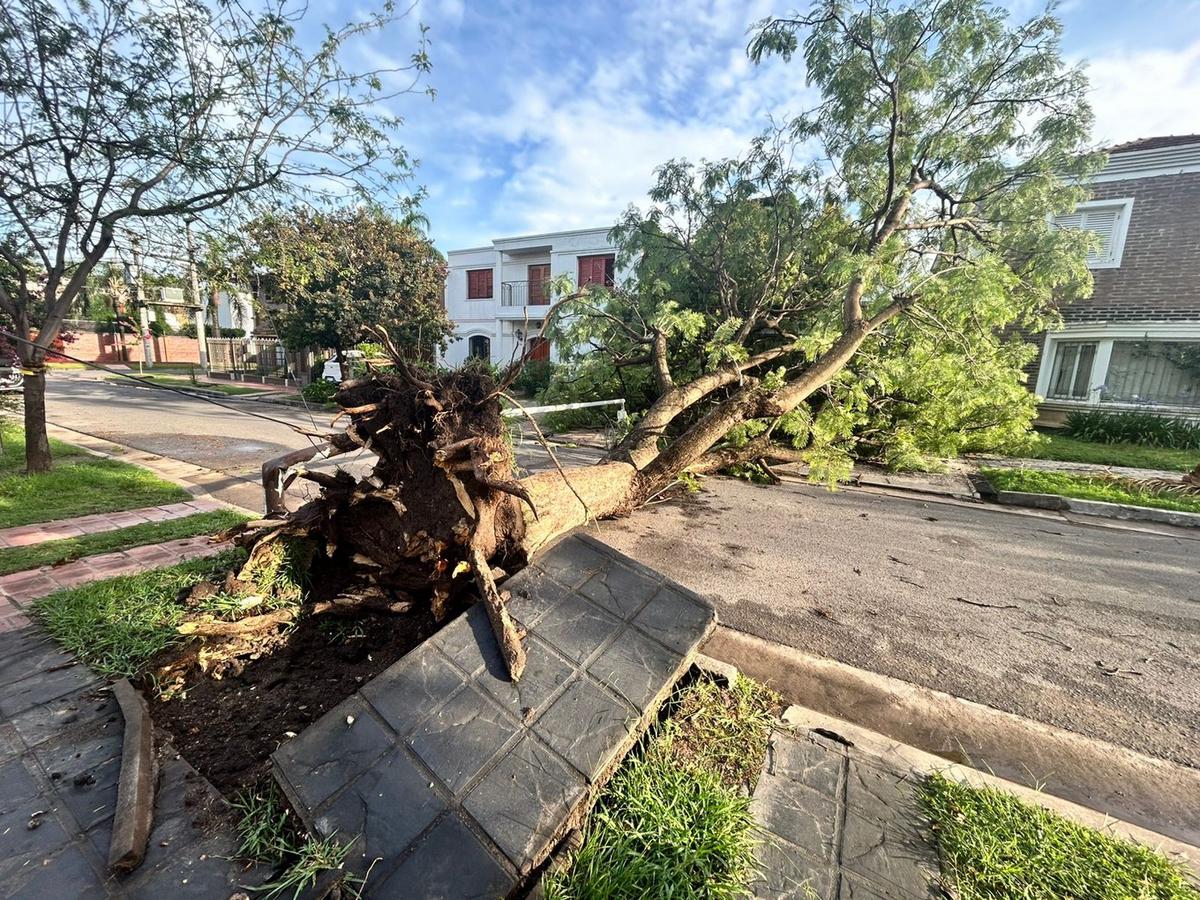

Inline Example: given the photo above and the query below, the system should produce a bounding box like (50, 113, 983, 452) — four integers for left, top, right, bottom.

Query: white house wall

(441, 227, 633, 368)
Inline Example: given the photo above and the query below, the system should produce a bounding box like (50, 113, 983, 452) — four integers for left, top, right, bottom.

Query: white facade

(441, 226, 631, 367)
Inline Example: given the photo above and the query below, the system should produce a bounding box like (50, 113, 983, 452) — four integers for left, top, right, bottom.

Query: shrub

(219, 327, 246, 338)
(512, 359, 554, 396)
(176, 322, 197, 338)
(301, 379, 338, 404)
(1063, 409, 1200, 450)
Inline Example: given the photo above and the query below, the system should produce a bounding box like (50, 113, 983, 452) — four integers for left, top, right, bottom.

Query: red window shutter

(578, 254, 615, 287)
(467, 269, 493, 299)
(528, 264, 550, 305)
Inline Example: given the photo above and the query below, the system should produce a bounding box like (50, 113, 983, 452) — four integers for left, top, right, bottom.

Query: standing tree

(244, 207, 453, 368)
(222, 0, 1104, 681)
(0, 0, 431, 470)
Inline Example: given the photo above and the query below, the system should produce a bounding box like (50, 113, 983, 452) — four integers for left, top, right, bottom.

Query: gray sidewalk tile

(463, 734, 586, 873)
(767, 732, 844, 798)
(372, 813, 515, 900)
(751, 770, 840, 863)
(361, 648, 467, 738)
(751, 834, 836, 899)
(409, 685, 520, 794)
(587, 625, 686, 713)
(532, 675, 636, 782)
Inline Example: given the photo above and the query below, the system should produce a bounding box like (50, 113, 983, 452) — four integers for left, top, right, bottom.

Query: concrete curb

(974, 474, 1200, 528)
(780, 704, 1200, 878)
(702, 625, 1200, 847)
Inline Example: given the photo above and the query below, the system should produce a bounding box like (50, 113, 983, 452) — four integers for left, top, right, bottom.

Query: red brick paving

(0, 534, 229, 607)
(0, 498, 221, 549)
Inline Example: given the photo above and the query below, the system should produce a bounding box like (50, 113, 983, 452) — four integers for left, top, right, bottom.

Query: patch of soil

(137, 605, 461, 796)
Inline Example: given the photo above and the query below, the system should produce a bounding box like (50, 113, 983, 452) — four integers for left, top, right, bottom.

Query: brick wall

(1062, 172, 1200, 324)
(64, 332, 201, 365)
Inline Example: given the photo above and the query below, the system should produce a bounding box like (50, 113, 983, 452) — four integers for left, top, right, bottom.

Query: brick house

(1032, 135, 1200, 422)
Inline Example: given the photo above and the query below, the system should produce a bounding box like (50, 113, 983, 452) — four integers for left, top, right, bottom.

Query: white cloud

(1084, 40, 1200, 146)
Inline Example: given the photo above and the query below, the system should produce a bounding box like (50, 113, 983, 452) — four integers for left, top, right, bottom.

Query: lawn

(922, 773, 1199, 899)
(32, 549, 246, 677)
(1023, 433, 1198, 473)
(0, 508, 247, 575)
(0, 425, 190, 528)
(547, 676, 778, 899)
(981, 467, 1200, 514)
(106, 373, 265, 396)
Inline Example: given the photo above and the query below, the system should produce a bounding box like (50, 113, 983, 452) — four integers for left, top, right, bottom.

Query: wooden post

(108, 679, 155, 874)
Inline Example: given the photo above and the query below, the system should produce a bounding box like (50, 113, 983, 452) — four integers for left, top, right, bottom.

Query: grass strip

(548, 676, 778, 900)
(33, 549, 246, 678)
(981, 467, 1200, 514)
(104, 374, 266, 396)
(0, 425, 190, 528)
(921, 773, 1199, 900)
(1023, 434, 1198, 473)
(0, 509, 247, 575)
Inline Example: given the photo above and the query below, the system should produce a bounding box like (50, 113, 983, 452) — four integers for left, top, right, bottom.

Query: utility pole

(184, 218, 209, 374)
(130, 237, 154, 370)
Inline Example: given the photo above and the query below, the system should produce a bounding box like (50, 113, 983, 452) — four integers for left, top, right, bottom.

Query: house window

(578, 254, 615, 287)
(1052, 199, 1133, 269)
(468, 335, 491, 360)
(1047, 341, 1098, 400)
(1103, 341, 1200, 408)
(528, 263, 551, 306)
(466, 269, 493, 300)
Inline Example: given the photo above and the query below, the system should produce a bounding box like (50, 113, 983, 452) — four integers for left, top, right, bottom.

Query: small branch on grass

(177, 608, 297, 638)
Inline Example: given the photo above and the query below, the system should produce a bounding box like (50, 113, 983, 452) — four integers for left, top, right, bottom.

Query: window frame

(1052, 198, 1134, 269)
(578, 253, 616, 288)
(466, 268, 494, 300)
(1037, 324, 1200, 412)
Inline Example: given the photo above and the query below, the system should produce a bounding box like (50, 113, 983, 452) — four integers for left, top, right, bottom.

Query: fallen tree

(210, 0, 1103, 680)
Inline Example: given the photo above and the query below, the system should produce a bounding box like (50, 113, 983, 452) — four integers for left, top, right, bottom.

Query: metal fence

(205, 337, 312, 385)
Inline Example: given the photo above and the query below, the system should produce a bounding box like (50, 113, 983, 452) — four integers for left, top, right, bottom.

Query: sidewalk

(972, 454, 1184, 482)
(751, 707, 1199, 898)
(0, 500, 222, 549)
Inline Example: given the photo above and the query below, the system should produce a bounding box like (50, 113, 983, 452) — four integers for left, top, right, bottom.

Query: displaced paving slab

(273, 533, 717, 898)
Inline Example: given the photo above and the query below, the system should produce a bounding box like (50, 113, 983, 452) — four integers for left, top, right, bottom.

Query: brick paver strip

(748, 730, 942, 899)
(0, 499, 221, 550)
(0, 536, 228, 608)
(0, 623, 269, 897)
(274, 533, 717, 897)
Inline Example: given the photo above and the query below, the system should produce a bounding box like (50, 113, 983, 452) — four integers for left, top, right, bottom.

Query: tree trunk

(21, 359, 51, 473)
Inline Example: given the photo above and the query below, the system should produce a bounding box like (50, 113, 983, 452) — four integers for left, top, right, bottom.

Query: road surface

(46, 374, 1200, 768)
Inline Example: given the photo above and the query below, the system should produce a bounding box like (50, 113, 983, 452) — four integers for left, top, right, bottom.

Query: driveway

(597, 477, 1200, 769)
(46, 373, 1200, 768)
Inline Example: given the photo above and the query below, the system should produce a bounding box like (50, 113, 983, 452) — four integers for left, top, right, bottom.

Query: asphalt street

(46, 373, 1200, 768)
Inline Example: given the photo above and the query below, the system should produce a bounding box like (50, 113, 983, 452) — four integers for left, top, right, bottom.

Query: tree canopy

(0, 0, 430, 469)
(246, 207, 452, 361)
(542, 0, 1100, 480)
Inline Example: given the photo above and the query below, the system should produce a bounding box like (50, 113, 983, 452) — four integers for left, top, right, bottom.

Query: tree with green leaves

(0, 0, 431, 471)
(245, 207, 452, 366)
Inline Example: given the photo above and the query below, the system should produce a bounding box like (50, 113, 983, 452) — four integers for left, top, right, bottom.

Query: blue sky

(333, 0, 1200, 251)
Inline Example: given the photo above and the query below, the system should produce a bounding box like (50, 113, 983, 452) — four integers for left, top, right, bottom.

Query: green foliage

(512, 359, 555, 397)
(1022, 433, 1197, 473)
(1062, 409, 1200, 451)
(302, 379, 339, 404)
(246, 206, 452, 359)
(921, 773, 1200, 900)
(33, 550, 247, 678)
(232, 785, 301, 864)
(981, 467, 1200, 514)
(547, 677, 774, 900)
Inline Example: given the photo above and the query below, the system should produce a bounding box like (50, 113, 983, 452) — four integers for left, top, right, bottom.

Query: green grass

(32, 549, 246, 678)
(105, 373, 265, 396)
(0, 425, 190, 528)
(547, 676, 778, 900)
(921, 773, 1200, 900)
(981, 467, 1200, 514)
(232, 785, 302, 864)
(0, 509, 247, 575)
(1023, 433, 1198, 473)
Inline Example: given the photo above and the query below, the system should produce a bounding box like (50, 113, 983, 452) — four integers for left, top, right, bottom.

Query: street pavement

(45, 373, 1200, 769)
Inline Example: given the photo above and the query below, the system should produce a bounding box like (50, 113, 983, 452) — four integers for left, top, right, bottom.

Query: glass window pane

(1048, 341, 1096, 400)
(1102, 341, 1200, 408)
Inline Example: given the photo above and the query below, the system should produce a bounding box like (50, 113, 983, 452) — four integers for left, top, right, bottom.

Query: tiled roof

(1107, 135, 1200, 154)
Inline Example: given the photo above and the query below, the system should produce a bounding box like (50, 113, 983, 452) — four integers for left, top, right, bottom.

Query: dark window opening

(468, 335, 491, 360)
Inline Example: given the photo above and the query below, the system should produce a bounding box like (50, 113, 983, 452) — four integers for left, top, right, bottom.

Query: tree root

(470, 546, 526, 682)
(177, 608, 297, 638)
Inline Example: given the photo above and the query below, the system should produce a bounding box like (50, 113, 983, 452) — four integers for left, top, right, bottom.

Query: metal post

(184, 219, 209, 375)
(130, 239, 154, 369)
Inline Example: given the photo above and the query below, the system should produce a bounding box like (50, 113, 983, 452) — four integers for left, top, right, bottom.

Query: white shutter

(1081, 207, 1120, 264)
(1053, 212, 1084, 231)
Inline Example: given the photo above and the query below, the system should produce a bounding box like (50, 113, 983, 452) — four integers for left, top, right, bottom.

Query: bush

(176, 322, 197, 338)
(512, 359, 555, 397)
(301, 379, 338, 404)
(219, 327, 245, 338)
(1063, 409, 1200, 450)
(148, 319, 173, 337)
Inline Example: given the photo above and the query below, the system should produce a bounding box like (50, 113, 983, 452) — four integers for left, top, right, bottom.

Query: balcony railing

(501, 280, 552, 307)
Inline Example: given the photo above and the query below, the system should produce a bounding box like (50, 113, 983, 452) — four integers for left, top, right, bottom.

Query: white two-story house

(441, 226, 630, 368)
